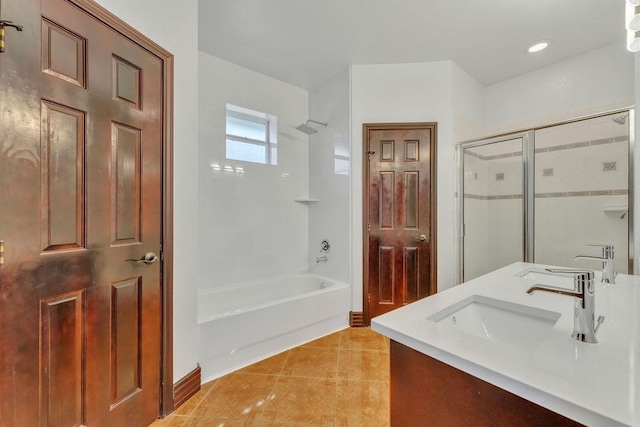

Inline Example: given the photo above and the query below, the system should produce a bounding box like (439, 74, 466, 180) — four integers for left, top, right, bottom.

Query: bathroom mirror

(459, 109, 634, 282)
(534, 111, 631, 274)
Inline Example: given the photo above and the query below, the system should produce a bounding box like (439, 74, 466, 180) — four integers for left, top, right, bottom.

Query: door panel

(40, 291, 84, 427)
(0, 0, 164, 425)
(365, 124, 437, 320)
(40, 100, 86, 251)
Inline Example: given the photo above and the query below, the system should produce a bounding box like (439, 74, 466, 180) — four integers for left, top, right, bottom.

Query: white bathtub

(197, 274, 350, 382)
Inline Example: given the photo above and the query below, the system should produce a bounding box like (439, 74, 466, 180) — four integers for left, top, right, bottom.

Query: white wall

(198, 52, 310, 291)
(350, 61, 458, 312)
(484, 43, 634, 136)
(452, 63, 486, 282)
(308, 70, 351, 284)
(93, 0, 200, 382)
(452, 63, 485, 143)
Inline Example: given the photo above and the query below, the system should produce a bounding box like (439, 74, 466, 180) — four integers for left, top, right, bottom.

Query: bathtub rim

(197, 273, 351, 324)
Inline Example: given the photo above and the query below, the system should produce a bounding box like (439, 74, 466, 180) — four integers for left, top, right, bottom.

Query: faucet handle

(588, 244, 614, 258)
(545, 268, 594, 280)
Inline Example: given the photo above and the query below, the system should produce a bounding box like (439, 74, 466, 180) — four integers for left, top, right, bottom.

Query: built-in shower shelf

(603, 204, 628, 213)
(294, 198, 320, 204)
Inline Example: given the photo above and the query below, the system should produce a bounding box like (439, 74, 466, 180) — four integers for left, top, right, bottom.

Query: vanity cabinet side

(389, 340, 583, 426)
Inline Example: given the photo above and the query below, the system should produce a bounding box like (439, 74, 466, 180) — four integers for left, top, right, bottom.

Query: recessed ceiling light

(527, 41, 550, 53)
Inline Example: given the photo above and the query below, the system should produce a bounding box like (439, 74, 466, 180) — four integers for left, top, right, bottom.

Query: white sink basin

(515, 268, 575, 288)
(428, 295, 561, 351)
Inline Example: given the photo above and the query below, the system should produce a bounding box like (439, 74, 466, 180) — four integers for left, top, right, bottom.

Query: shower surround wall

(534, 117, 629, 272)
(308, 70, 351, 284)
(463, 144, 524, 280)
(198, 52, 310, 291)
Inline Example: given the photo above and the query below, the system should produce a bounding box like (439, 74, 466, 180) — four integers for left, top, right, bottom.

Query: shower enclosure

(458, 109, 634, 282)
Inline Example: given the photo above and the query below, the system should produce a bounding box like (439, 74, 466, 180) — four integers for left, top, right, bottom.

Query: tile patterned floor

(150, 328, 390, 426)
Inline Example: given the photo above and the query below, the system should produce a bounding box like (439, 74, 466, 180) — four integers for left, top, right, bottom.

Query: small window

(226, 104, 277, 165)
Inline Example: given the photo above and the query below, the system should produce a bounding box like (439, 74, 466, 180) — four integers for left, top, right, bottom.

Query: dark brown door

(364, 123, 437, 322)
(0, 0, 164, 425)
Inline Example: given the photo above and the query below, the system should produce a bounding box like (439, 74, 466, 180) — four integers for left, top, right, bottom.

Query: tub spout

(316, 256, 328, 263)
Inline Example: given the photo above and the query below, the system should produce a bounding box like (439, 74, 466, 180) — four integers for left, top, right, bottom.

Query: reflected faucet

(316, 256, 328, 263)
(575, 244, 616, 284)
(526, 269, 604, 344)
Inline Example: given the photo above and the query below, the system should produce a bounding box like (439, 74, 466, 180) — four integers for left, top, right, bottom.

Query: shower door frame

(457, 107, 636, 283)
(457, 131, 535, 283)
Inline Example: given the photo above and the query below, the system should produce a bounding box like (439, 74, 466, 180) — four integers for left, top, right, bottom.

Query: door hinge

(0, 240, 4, 266)
(367, 151, 375, 159)
(368, 293, 371, 303)
(368, 223, 371, 232)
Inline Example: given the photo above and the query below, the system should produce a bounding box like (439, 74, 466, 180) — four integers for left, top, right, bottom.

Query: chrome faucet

(316, 255, 328, 263)
(575, 244, 616, 284)
(526, 269, 604, 344)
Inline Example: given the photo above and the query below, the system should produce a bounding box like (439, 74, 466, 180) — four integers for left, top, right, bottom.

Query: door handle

(126, 252, 158, 265)
(415, 234, 427, 242)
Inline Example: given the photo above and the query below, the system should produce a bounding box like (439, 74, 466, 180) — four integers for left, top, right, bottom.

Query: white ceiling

(198, 0, 627, 91)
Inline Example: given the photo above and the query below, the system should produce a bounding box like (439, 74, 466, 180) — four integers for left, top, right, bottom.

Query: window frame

(225, 106, 277, 165)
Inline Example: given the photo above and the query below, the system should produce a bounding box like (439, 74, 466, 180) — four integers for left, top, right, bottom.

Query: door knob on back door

(126, 252, 158, 265)
(415, 234, 427, 242)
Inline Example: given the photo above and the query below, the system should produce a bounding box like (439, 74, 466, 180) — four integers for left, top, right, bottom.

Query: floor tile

(149, 415, 189, 426)
(301, 331, 341, 349)
(340, 328, 388, 352)
(172, 380, 218, 416)
(181, 417, 253, 426)
(235, 350, 290, 376)
(337, 349, 389, 382)
(193, 373, 279, 421)
(259, 376, 337, 425)
(281, 346, 339, 379)
(160, 327, 390, 427)
(335, 380, 390, 427)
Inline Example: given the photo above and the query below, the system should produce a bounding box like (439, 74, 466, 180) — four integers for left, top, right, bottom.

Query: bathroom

(85, 0, 640, 424)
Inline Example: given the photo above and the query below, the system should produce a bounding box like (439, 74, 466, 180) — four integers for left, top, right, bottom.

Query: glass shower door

(534, 112, 630, 273)
(460, 134, 531, 281)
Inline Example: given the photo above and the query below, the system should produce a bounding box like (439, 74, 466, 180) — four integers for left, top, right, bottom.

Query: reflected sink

(428, 295, 561, 351)
(515, 268, 574, 288)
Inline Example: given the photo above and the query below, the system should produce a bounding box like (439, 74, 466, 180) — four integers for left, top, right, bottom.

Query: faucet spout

(526, 284, 580, 299)
(526, 269, 602, 343)
(575, 244, 616, 284)
(316, 255, 328, 263)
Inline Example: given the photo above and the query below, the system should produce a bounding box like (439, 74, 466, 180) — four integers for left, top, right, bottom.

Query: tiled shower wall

(198, 52, 311, 291)
(463, 145, 523, 280)
(534, 116, 629, 273)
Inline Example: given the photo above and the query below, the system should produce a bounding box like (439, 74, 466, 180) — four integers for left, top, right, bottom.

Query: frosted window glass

(226, 113, 267, 142)
(226, 139, 267, 164)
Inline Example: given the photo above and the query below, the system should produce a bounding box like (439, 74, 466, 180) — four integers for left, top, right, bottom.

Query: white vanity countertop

(371, 262, 640, 427)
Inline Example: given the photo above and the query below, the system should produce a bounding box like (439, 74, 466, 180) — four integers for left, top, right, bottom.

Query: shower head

(295, 119, 327, 135)
(612, 113, 628, 125)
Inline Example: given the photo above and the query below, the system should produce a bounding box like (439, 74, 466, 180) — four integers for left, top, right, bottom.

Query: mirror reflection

(460, 109, 632, 281)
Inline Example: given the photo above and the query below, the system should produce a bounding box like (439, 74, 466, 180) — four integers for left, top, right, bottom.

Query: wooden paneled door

(0, 0, 173, 425)
(364, 123, 437, 323)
